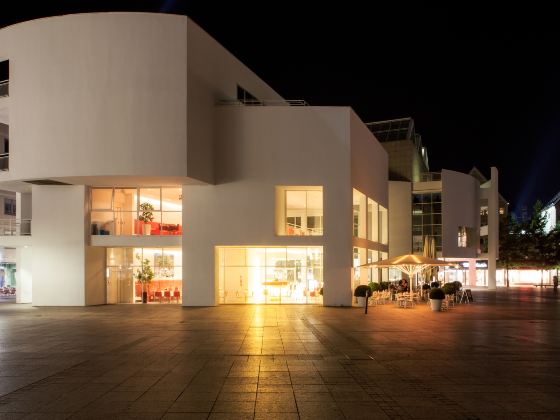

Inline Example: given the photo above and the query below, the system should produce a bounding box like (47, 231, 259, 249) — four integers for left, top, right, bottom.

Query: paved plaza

(1, 288, 560, 419)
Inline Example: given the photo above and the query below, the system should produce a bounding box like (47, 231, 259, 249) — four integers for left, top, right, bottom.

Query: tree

(135, 254, 154, 303)
(498, 213, 524, 287)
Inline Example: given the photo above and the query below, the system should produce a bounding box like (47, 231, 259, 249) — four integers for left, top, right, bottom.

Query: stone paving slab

(0, 288, 559, 419)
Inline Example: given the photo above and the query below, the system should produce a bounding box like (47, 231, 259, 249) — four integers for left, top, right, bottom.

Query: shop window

(91, 187, 182, 236)
(217, 246, 323, 304)
(276, 187, 323, 236)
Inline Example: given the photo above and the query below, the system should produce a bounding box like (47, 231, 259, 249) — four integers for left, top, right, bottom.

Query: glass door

(107, 267, 134, 304)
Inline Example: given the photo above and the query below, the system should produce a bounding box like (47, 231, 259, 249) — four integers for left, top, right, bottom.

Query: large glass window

(412, 192, 442, 252)
(217, 246, 323, 304)
(367, 198, 379, 242)
(353, 247, 367, 292)
(276, 187, 323, 236)
(91, 187, 182, 236)
(353, 189, 367, 238)
(106, 247, 182, 304)
(379, 205, 388, 245)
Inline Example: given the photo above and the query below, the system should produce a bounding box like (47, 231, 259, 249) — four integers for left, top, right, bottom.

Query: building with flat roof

(0, 12, 388, 306)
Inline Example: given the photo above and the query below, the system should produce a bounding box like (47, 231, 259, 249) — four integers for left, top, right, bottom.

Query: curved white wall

(0, 13, 191, 183)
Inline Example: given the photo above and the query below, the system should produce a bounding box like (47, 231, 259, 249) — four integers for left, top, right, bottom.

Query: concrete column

(487, 167, 499, 290)
(467, 258, 477, 287)
(16, 192, 32, 235)
(16, 246, 32, 303)
(31, 185, 104, 306)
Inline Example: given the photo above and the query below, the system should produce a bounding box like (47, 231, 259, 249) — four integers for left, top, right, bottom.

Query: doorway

(106, 267, 134, 304)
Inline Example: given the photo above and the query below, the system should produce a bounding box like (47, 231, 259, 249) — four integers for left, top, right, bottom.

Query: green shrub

(369, 282, 381, 292)
(381, 281, 390, 291)
(354, 285, 372, 297)
(422, 283, 431, 290)
(453, 281, 462, 291)
(430, 281, 440, 288)
(429, 287, 445, 300)
(442, 283, 456, 295)
(319, 287, 323, 296)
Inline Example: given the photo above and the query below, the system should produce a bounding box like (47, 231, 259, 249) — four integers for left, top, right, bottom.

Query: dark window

(0, 60, 8, 81)
(4, 198, 15, 216)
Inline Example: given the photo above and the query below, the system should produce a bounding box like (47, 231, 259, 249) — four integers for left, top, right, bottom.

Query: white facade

(0, 13, 388, 306)
(388, 168, 500, 288)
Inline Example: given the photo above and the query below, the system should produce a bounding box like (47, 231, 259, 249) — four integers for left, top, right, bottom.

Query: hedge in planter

(354, 285, 372, 297)
(442, 283, 456, 295)
(429, 287, 445, 300)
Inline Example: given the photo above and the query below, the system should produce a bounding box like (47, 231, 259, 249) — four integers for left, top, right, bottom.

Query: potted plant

(442, 282, 456, 296)
(429, 287, 445, 311)
(421, 283, 431, 299)
(354, 284, 372, 307)
(139, 202, 155, 235)
(135, 255, 154, 303)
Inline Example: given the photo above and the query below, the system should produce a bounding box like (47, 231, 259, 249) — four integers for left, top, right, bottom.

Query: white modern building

(367, 118, 502, 289)
(0, 12, 389, 306)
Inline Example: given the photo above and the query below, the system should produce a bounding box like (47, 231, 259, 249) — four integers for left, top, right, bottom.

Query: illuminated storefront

(217, 247, 323, 304)
(107, 247, 182, 304)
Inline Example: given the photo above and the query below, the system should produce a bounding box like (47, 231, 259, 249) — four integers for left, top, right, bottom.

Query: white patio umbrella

(360, 254, 452, 301)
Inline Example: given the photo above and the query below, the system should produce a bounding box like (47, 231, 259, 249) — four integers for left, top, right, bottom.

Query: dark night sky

(2, 1, 560, 215)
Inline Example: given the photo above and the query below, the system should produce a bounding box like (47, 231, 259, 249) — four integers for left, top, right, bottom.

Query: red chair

(173, 290, 181, 303)
(163, 290, 171, 303)
(154, 291, 162, 303)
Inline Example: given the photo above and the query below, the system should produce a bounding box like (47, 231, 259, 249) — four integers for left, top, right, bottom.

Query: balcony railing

(217, 99, 308, 106)
(0, 219, 32, 236)
(0, 80, 8, 97)
(420, 172, 442, 182)
(0, 153, 8, 171)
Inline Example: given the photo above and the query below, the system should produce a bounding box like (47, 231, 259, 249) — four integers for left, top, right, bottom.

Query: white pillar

(31, 185, 105, 306)
(16, 192, 32, 235)
(467, 258, 477, 287)
(487, 167, 499, 290)
(16, 246, 32, 303)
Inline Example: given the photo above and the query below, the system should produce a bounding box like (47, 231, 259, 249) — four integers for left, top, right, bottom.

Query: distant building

(367, 118, 501, 289)
(543, 191, 560, 232)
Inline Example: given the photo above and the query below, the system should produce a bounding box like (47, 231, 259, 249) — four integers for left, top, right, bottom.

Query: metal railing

(217, 98, 308, 107)
(420, 172, 441, 182)
(0, 219, 32, 236)
(0, 153, 8, 171)
(0, 80, 8, 97)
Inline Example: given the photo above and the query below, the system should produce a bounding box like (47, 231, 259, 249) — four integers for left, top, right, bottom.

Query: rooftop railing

(0, 219, 32, 236)
(0, 80, 8, 97)
(0, 153, 8, 171)
(420, 172, 442, 182)
(217, 98, 308, 106)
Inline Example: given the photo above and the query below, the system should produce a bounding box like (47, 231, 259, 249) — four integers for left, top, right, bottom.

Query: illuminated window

(216, 246, 323, 304)
(91, 187, 182, 236)
(106, 247, 182, 304)
(412, 192, 442, 252)
(458, 226, 467, 247)
(353, 189, 366, 238)
(276, 187, 323, 236)
(379, 205, 388, 245)
(367, 198, 379, 242)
